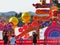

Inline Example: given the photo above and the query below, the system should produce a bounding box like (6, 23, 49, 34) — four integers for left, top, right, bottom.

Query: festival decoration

(9, 17, 18, 26)
(0, 17, 5, 24)
(7, 22, 13, 30)
(18, 27, 23, 32)
(23, 25, 28, 30)
(3, 23, 13, 31)
(42, 21, 51, 28)
(31, 21, 38, 26)
(24, 34, 29, 38)
(21, 12, 31, 25)
(31, 21, 39, 30)
(49, 11, 53, 18)
(40, 0, 42, 5)
(51, 6, 58, 11)
(1, 0, 60, 40)
(33, 3, 41, 8)
(0, 23, 4, 30)
(33, 16, 39, 21)
(52, 21, 57, 26)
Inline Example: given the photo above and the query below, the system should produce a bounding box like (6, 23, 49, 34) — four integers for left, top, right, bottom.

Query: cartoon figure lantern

(21, 12, 31, 25)
(9, 17, 18, 29)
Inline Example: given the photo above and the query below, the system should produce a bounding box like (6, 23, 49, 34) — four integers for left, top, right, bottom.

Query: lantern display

(9, 17, 18, 26)
(21, 12, 31, 25)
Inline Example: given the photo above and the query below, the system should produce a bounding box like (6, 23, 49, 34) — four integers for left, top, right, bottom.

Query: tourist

(32, 32, 37, 45)
(3, 32, 8, 45)
(10, 35, 16, 45)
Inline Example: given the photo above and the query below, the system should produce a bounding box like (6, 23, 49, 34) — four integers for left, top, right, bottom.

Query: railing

(0, 39, 60, 45)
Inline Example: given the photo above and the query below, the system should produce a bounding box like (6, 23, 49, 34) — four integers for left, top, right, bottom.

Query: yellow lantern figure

(22, 12, 31, 25)
(9, 17, 18, 26)
(40, 0, 43, 5)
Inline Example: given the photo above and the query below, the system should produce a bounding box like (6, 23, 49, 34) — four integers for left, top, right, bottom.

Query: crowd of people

(3, 32, 16, 45)
(3, 32, 38, 45)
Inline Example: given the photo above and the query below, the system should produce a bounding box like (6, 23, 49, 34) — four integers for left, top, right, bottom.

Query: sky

(0, 0, 40, 13)
(0, 0, 60, 13)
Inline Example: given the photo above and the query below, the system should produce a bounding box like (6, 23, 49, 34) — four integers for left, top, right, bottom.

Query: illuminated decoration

(40, 0, 43, 5)
(3, 23, 13, 31)
(18, 27, 23, 32)
(36, 10, 50, 14)
(42, 21, 51, 28)
(9, 17, 18, 26)
(16, 0, 60, 39)
(49, 30, 60, 38)
(22, 12, 31, 25)
(45, 25, 60, 38)
(31, 21, 38, 26)
(33, 3, 41, 8)
(51, 6, 58, 11)
(35, 10, 50, 21)
(31, 21, 39, 30)
(33, 16, 39, 21)
(0, 23, 4, 30)
(23, 25, 28, 30)
(49, 11, 53, 18)
(0, 22, 13, 31)
(16, 24, 34, 38)
(42, 0, 46, 5)
(19, 12, 31, 38)
(24, 34, 29, 38)
(52, 21, 57, 26)
(53, 11, 57, 17)
(33, 0, 50, 8)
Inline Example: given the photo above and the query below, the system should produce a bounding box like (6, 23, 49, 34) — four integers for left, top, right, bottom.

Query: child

(10, 36, 16, 45)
